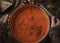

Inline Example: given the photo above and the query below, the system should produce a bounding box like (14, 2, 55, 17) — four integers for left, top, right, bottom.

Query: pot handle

(50, 16, 60, 28)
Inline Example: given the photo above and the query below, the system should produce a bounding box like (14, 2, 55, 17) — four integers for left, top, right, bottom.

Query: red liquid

(10, 5, 50, 43)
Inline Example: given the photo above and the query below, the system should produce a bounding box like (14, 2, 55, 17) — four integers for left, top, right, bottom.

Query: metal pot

(9, 0, 60, 43)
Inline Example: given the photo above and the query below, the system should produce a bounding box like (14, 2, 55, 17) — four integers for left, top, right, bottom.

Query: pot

(9, 1, 60, 43)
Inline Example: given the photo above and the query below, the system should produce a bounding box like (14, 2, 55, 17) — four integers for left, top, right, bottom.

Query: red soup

(10, 5, 50, 43)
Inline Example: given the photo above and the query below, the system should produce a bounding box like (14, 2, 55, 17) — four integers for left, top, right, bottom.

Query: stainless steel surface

(1, 0, 13, 12)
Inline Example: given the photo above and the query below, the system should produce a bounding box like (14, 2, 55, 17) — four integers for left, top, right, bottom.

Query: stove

(0, 0, 60, 43)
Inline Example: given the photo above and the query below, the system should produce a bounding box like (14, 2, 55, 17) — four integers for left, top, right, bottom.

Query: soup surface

(10, 5, 50, 43)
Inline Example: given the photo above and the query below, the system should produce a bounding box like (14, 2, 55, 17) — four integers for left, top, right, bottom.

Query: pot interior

(10, 5, 50, 43)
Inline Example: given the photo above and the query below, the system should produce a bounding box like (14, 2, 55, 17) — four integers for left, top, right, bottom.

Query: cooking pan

(9, 1, 60, 43)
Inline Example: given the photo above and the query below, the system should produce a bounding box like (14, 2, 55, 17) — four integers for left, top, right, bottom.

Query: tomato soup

(10, 5, 50, 43)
